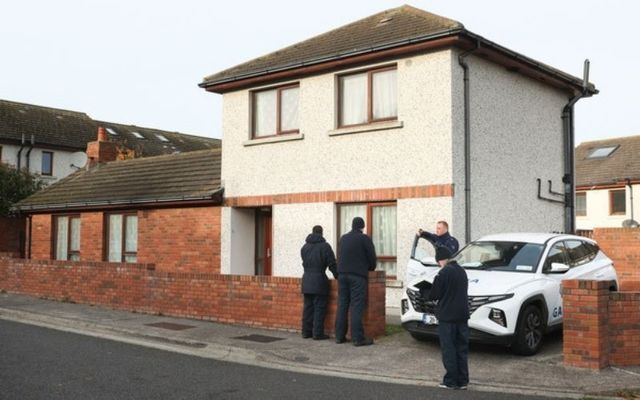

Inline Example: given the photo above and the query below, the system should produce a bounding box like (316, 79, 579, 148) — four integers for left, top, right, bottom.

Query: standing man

(335, 217, 377, 346)
(428, 247, 470, 390)
(301, 225, 337, 340)
(418, 220, 459, 255)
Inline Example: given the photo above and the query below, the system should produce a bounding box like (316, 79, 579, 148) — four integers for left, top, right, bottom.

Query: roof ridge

(0, 98, 91, 119)
(98, 147, 221, 167)
(93, 120, 219, 141)
(578, 134, 640, 146)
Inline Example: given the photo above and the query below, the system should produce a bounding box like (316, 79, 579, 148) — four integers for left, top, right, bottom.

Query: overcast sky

(1, 0, 638, 144)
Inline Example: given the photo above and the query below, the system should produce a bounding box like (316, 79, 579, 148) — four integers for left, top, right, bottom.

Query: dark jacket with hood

(301, 233, 337, 295)
(337, 218, 377, 279)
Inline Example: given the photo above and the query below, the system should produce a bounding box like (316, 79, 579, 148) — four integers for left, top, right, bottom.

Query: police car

(401, 233, 618, 355)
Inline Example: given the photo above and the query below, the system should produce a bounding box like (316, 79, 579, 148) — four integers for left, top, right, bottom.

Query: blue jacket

(419, 231, 459, 255)
(427, 261, 469, 322)
(337, 229, 377, 279)
(301, 233, 337, 295)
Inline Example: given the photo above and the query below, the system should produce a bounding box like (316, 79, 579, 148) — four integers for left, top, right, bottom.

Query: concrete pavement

(0, 293, 638, 399)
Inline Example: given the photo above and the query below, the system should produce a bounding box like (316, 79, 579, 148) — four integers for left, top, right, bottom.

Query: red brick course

(593, 228, 640, 290)
(224, 184, 454, 207)
(0, 256, 386, 337)
(29, 206, 221, 274)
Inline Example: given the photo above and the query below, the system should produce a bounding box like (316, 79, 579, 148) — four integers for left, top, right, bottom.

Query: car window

(543, 242, 569, 273)
(565, 240, 597, 267)
(412, 237, 435, 261)
(454, 241, 543, 272)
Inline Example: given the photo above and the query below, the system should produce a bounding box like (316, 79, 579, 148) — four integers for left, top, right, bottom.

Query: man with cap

(335, 217, 377, 346)
(418, 220, 459, 256)
(301, 225, 338, 340)
(428, 246, 470, 390)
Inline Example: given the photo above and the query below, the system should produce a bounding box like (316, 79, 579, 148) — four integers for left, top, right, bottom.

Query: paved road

(0, 320, 556, 400)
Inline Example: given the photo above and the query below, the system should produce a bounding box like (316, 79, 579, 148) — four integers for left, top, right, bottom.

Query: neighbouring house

(0, 99, 220, 184)
(14, 131, 223, 272)
(576, 135, 640, 231)
(0, 99, 220, 256)
(198, 5, 596, 308)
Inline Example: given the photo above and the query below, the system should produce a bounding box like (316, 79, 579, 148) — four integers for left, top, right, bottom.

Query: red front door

(256, 209, 272, 276)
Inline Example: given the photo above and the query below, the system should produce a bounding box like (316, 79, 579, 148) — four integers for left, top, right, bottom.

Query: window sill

(243, 133, 304, 146)
(328, 120, 403, 137)
(386, 279, 403, 288)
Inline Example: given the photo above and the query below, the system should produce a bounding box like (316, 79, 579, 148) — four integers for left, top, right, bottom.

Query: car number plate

(422, 313, 438, 325)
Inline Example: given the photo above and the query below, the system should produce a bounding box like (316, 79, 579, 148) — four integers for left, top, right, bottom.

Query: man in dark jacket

(335, 217, 377, 346)
(301, 225, 337, 340)
(418, 220, 459, 255)
(428, 247, 469, 390)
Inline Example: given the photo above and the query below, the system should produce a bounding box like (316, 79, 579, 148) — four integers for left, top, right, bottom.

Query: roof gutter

(201, 28, 596, 96)
(15, 189, 224, 213)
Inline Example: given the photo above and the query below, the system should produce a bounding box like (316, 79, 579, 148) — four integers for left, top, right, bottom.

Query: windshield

(453, 241, 544, 273)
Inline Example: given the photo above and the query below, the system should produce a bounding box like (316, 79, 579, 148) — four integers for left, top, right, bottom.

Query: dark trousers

(302, 294, 328, 337)
(335, 274, 367, 342)
(437, 321, 469, 387)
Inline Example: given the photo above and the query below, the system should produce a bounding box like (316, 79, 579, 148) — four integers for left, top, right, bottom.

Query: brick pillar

(593, 228, 640, 290)
(80, 212, 104, 261)
(86, 127, 117, 168)
(562, 279, 611, 369)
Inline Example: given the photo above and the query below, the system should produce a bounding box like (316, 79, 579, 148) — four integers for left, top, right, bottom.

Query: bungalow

(15, 130, 223, 272)
(576, 135, 640, 231)
(199, 5, 596, 308)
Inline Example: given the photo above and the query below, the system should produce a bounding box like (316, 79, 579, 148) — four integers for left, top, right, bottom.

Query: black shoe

(438, 383, 458, 390)
(335, 337, 347, 344)
(302, 333, 312, 339)
(313, 334, 330, 340)
(353, 337, 373, 347)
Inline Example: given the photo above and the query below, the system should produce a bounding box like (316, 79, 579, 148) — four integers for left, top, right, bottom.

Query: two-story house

(576, 135, 640, 231)
(0, 99, 220, 184)
(199, 5, 596, 307)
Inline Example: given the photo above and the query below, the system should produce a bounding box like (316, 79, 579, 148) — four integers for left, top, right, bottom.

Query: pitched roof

(576, 135, 640, 187)
(201, 5, 462, 86)
(0, 99, 220, 155)
(16, 149, 222, 211)
(200, 5, 594, 95)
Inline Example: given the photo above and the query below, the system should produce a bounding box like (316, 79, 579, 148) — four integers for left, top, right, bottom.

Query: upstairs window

(338, 66, 397, 127)
(107, 213, 138, 263)
(576, 192, 587, 217)
(41, 151, 53, 176)
(252, 84, 299, 138)
(610, 189, 626, 215)
(54, 215, 81, 261)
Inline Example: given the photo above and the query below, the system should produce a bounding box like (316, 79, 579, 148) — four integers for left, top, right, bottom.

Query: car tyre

(512, 305, 544, 356)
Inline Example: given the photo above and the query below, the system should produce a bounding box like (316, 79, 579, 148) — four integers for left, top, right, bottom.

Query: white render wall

(272, 202, 336, 277)
(0, 144, 78, 184)
(451, 53, 567, 240)
(576, 185, 640, 229)
(221, 50, 456, 197)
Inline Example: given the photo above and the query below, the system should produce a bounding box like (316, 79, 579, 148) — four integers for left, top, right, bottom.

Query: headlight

(489, 308, 507, 327)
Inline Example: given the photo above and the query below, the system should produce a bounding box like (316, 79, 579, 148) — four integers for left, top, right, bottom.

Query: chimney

(86, 127, 117, 168)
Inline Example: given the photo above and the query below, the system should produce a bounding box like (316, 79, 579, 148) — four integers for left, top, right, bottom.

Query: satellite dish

(70, 152, 88, 169)
(622, 219, 640, 228)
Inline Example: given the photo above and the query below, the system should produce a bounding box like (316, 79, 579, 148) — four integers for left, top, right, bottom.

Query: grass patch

(385, 324, 404, 336)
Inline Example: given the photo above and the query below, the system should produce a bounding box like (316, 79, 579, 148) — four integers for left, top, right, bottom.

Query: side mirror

(420, 256, 438, 267)
(550, 262, 570, 273)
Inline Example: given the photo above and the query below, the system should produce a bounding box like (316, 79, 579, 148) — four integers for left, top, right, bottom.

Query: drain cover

(233, 334, 285, 343)
(145, 322, 195, 331)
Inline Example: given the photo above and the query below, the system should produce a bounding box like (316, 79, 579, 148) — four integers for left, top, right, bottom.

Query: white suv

(401, 233, 618, 355)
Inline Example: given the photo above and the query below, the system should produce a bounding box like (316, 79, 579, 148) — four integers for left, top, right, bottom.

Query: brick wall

(29, 206, 221, 274)
(593, 228, 640, 290)
(563, 279, 640, 369)
(0, 256, 386, 337)
(0, 216, 24, 255)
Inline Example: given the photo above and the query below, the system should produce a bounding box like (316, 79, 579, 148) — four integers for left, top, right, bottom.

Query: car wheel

(410, 332, 430, 342)
(513, 305, 544, 356)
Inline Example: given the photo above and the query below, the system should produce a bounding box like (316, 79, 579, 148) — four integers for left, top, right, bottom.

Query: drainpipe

(626, 178, 635, 223)
(16, 134, 25, 170)
(25, 135, 35, 172)
(458, 43, 479, 244)
(561, 60, 591, 234)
